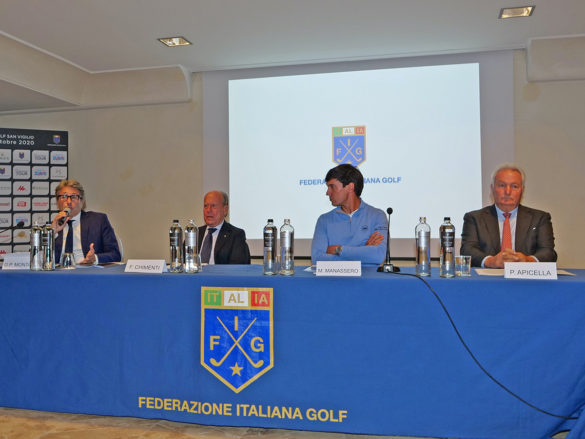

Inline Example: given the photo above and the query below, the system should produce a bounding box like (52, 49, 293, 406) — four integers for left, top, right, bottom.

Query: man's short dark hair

(325, 164, 364, 197)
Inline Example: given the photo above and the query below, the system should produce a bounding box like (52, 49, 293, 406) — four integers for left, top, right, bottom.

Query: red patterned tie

(502, 212, 512, 251)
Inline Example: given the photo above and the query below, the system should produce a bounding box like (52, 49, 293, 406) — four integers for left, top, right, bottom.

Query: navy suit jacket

(460, 204, 557, 267)
(55, 210, 121, 264)
(197, 222, 250, 264)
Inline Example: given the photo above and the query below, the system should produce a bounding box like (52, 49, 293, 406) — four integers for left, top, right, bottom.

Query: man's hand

(51, 211, 69, 233)
(365, 232, 384, 246)
(78, 243, 96, 265)
(326, 245, 339, 255)
(485, 249, 536, 268)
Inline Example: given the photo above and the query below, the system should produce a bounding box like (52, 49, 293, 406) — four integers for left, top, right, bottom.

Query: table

(1, 265, 585, 439)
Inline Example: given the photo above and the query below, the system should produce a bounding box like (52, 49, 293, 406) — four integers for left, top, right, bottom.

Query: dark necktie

(200, 227, 216, 263)
(502, 213, 512, 251)
(65, 220, 74, 253)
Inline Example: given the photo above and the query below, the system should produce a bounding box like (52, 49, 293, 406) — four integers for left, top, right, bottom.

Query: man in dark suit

(461, 164, 556, 268)
(197, 191, 250, 264)
(52, 179, 121, 265)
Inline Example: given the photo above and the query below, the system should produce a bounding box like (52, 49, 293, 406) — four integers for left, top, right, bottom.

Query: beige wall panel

(515, 51, 585, 268)
(0, 74, 203, 261)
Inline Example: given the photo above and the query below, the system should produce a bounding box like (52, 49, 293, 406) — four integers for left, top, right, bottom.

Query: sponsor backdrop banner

(0, 128, 68, 260)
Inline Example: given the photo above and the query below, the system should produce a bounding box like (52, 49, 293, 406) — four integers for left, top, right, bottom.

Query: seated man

(461, 164, 557, 268)
(311, 164, 387, 266)
(51, 179, 121, 265)
(197, 191, 250, 264)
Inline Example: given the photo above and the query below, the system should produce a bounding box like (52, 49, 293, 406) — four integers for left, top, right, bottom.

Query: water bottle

(415, 217, 431, 276)
(439, 217, 455, 278)
(42, 222, 55, 271)
(30, 222, 43, 271)
(183, 220, 201, 273)
(169, 219, 183, 273)
(263, 219, 278, 275)
(279, 219, 294, 275)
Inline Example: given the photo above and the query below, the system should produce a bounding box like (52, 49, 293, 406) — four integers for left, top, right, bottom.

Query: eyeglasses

(57, 194, 82, 201)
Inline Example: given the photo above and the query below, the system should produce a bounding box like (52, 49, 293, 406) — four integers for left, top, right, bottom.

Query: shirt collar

(207, 221, 223, 233)
(495, 205, 518, 220)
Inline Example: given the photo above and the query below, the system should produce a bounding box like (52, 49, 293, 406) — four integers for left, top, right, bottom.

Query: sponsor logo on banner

(13, 181, 31, 195)
(332, 125, 366, 167)
(32, 166, 49, 180)
(0, 213, 11, 227)
(0, 198, 11, 211)
(0, 245, 12, 259)
(0, 166, 11, 179)
(32, 212, 49, 225)
(32, 181, 50, 195)
(50, 151, 67, 164)
(53, 135, 61, 144)
(14, 214, 31, 228)
(32, 197, 50, 211)
(13, 150, 30, 163)
(0, 181, 11, 195)
(13, 166, 31, 180)
(0, 230, 10, 243)
(32, 150, 49, 164)
(13, 198, 30, 211)
(50, 166, 67, 180)
(201, 287, 274, 393)
(13, 228, 29, 243)
(0, 149, 11, 163)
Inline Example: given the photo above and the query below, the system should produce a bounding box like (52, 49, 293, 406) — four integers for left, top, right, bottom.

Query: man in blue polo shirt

(311, 164, 387, 266)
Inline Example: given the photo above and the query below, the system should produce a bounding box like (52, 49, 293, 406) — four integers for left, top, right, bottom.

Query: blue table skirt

(1, 265, 585, 439)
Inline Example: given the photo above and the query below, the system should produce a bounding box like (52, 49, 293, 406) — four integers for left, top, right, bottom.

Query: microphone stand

(0, 222, 25, 234)
(378, 207, 400, 273)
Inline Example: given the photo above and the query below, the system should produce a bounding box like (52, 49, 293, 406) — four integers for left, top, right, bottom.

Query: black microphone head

(64, 207, 71, 216)
(16, 220, 25, 228)
(387, 207, 393, 215)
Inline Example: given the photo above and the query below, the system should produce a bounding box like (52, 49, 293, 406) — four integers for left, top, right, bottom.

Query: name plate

(2, 252, 30, 270)
(316, 260, 362, 277)
(125, 259, 167, 274)
(504, 262, 557, 280)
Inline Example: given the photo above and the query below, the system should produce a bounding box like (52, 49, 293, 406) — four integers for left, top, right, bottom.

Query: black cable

(391, 271, 578, 420)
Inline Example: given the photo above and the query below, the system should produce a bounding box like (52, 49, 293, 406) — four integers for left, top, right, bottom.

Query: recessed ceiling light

(499, 6, 535, 19)
(158, 36, 192, 47)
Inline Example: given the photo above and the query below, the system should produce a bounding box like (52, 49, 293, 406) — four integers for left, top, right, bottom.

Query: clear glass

(62, 253, 76, 269)
(455, 255, 472, 277)
(263, 219, 278, 275)
(439, 217, 455, 278)
(279, 219, 294, 275)
(415, 217, 431, 276)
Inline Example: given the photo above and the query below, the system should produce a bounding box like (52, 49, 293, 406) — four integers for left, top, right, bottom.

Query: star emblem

(230, 362, 243, 376)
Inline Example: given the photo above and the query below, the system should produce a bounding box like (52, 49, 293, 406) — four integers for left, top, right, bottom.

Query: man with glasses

(51, 179, 121, 265)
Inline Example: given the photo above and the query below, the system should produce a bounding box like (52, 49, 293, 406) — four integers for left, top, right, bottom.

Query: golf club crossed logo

(201, 287, 273, 393)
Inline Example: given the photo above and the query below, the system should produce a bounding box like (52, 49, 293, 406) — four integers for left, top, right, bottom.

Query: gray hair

(491, 163, 526, 188)
(55, 179, 87, 210)
(205, 190, 229, 206)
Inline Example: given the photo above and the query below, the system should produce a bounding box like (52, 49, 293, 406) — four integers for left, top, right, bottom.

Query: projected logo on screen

(332, 125, 365, 167)
(201, 287, 274, 393)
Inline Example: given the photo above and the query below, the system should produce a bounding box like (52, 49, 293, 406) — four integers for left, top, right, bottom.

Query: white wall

(514, 51, 585, 268)
(0, 74, 203, 260)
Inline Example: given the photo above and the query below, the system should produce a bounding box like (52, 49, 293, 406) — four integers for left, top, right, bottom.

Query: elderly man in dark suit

(197, 191, 250, 265)
(461, 164, 557, 268)
(52, 179, 121, 265)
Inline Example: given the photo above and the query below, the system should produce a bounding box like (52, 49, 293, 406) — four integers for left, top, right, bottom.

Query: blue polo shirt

(311, 200, 388, 266)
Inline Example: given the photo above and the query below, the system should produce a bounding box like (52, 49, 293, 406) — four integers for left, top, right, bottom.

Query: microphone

(377, 207, 400, 273)
(0, 220, 25, 234)
(57, 208, 71, 226)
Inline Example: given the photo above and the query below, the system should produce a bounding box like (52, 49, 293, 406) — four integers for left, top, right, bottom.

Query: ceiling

(0, 0, 584, 112)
